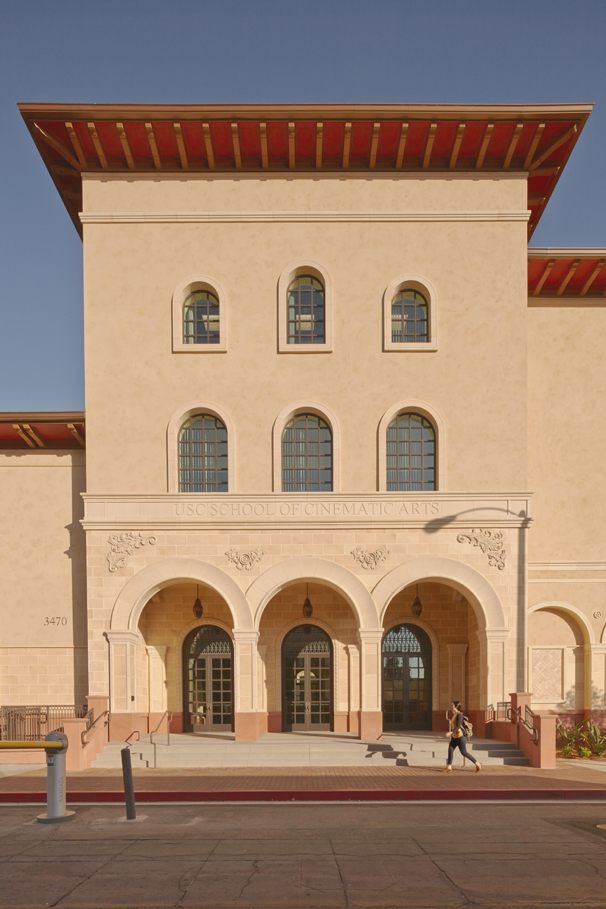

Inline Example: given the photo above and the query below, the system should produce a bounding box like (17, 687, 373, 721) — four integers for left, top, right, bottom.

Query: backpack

(462, 716, 473, 739)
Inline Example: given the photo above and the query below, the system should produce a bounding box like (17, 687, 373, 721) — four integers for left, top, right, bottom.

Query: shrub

(561, 743, 575, 757)
(577, 745, 592, 759)
(584, 723, 606, 757)
(556, 718, 588, 747)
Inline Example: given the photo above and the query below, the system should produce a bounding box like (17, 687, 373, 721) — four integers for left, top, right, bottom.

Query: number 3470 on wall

(44, 617, 67, 626)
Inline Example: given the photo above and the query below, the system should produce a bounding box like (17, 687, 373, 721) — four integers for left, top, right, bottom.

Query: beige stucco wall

(81, 173, 528, 496)
(0, 451, 87, 705)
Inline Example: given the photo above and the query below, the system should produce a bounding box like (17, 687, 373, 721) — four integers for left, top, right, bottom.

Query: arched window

(179, 414, 228, 493)
(183, 289, 220, 345)
(391, 289, 428, 344)
(287, 276, 325, 344)
(386, 412, 435, 491)
(282, 414, 332, 492)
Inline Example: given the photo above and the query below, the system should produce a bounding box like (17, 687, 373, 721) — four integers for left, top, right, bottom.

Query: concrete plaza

(1, 801, 606, 908)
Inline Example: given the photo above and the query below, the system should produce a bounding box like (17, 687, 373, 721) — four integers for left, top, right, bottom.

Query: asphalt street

(1, 802, 606, 908)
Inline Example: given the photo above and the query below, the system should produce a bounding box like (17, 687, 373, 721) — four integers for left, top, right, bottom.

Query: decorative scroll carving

(351, 545, 390, 571)
(594, 611, 603, 620)
(457, 529, 506, 570)
(225, 547, 265, 571)
(107, 532, 157, 572)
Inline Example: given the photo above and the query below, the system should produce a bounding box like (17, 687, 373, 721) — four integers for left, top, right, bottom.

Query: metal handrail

(81, 710, 110, 746)
(124, 730, 140, 747)
(508, 705, 539, 745)
(150, 711, 172, 747)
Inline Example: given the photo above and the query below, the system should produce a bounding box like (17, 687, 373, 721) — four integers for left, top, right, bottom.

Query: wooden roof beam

(67, 423, 85, 448)
(580, 259, 605, 296)
(476, 122, 494, 169)
(12, 424, 36, 448)
(449, 122, 466, 169)
(231, 123, 242, 170)
(174, 123, 189, 170)
(395, 122, 408, 169)
(422, 122, 438, 169)
(523, 123, 545, 170)
(51, 165, 80, 177)
(87, 123, 108, 169)
(530, 124, 578, 171)
(288, 122, 295, 169)
(342, 122, 351, 169)
(202, 123, 215, 170)
(260, 122, 268, 169)
(22, 424, 45, 447)
(145, 122, 162, 169)
(369, 122, 380, 169)
(33, 123, 80, 170)
(532, 166, 560, 176)
(556, 259, 581, 296)
(65, 122, 88, 169)
(503, 122, 523, 169)
(528, 195, 546, 206)
(532, 258, 555, 296)
(116, 122, 135, 170)
(316, 122, 323, 169)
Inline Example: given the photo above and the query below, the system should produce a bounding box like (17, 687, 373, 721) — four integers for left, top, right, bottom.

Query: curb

(1, 788, 606, 803)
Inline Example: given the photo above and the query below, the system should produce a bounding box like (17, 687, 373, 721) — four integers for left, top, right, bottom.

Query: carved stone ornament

(225, 547, 265, 571)
(594, 611, 603, 620)
(107, 532, 157, 572)
(351, 545, 390, 570)
(457, 529, 506, 570)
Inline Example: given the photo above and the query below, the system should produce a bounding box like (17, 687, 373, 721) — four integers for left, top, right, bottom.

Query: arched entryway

(382, 624, 432, 730)
(281, 624, 333, 732)
(182, 625, 234, 732)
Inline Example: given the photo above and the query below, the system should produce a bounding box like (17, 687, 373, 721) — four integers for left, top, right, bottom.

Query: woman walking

(443, 701, 481, 772)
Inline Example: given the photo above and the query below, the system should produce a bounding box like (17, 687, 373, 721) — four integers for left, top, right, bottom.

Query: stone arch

(247, 558, 380, 631)
(528, 601, 595, 645)
(372, 557, 507, 633)
(110, 558, 253, 633)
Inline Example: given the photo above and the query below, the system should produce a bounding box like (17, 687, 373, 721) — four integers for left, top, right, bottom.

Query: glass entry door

(382, 624, 432, 730)
(182, 625, 233, 732)
(282, 625, 332, 731)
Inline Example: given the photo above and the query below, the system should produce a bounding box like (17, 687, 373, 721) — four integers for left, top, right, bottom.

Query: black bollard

(120, 747, 137, 820)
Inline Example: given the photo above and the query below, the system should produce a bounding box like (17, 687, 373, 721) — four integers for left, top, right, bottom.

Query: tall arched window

(179, 414, 228, 492)
(282, 414, 332, 492)
(391, 289, 428, 343)
(386, 412, 435, 491)
(287, 276, 325, 344)
(183, 289, 220, 345)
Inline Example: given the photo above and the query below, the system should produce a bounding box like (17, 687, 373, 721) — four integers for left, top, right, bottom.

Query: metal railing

(150, 711, 172, 769)
(508, 704, 539, 745)
(81, 710, 110, 746)
(0, 705, 90, 742)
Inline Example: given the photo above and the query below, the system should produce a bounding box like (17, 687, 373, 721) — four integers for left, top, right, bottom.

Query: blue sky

(1, 0, 605, 410)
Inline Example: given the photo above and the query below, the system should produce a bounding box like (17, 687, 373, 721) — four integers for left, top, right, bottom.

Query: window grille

(184, 289, 220, 344)
(282, 413, 332, 492)
(282, 624, 331, 655)
(187, 625, 232, 657)
(383, 624, 426, 653)
(386, 412, 435, 491)
(287, 276, 325, 344)
(179, 414, 228, 493)
(391, 289, 428, 343)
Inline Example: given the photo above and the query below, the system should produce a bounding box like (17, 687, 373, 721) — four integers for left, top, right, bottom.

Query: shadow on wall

(557, 685, 605, 710)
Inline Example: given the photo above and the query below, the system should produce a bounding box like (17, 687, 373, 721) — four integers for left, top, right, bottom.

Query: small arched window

(391, 289, 428, 344)
(183, 289, 220, 345)
(287, 276, 325, 344)
(179, 414, 228, 493)
(386, 412, 435, 491)
(282, 414, 332, 492)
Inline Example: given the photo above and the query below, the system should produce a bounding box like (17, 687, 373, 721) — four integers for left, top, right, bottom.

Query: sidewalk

(1, 762, 605, 802)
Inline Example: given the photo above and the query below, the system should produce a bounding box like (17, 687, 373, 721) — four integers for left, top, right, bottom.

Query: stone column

(590, 644, 606, 710)
(477, 628, 510, 709)
(233, 629, 260, 740)
(257, 644, 268, 734)
(146, 645, 167, 713)
(105, 630, 139, 713)
(345, 643, 360, 735)
(358, 630, 383, 740)
(447, 643, 468, 707)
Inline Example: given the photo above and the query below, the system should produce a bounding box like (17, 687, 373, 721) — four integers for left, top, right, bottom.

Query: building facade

(1, 103, 605, 741)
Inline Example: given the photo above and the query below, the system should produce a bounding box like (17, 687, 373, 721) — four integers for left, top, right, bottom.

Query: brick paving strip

(0, 764, 605, 801)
